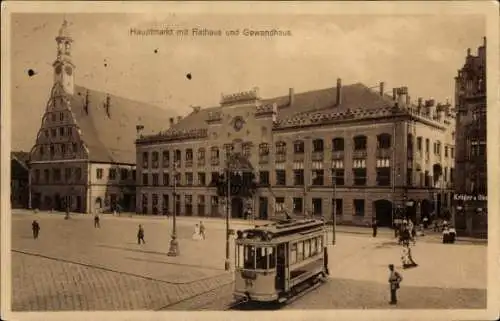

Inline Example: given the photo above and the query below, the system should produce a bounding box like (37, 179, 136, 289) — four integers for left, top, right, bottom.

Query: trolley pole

(225, 168, 231, 271)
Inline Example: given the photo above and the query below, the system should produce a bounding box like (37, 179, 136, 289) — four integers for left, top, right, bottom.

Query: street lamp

(167, 162, 179, 256)
(224, 166, 231, 271)
(331, 164, 337, 246)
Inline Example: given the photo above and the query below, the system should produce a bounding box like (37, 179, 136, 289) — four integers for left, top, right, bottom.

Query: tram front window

(236, 245, 276, 270)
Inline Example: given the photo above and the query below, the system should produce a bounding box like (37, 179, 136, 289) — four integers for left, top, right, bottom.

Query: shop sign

(453, 194, 487, 201)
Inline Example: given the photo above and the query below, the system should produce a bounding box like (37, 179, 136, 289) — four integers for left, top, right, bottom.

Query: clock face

(65, 66, 73, 76)
(233, 116, 245, 132)
(55, 65, 62, 74)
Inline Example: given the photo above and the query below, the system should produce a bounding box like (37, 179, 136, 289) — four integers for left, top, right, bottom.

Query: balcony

(152, 161, 159, 169)
(197, 158, 205, 166)
(376, 148, 391, 158)
(352, 150, 367, 158)
(210, 158, 220, 166)
(259, 154, 269, 164)
(312, 152, 324, 161)
(331, 151, 344, 160)
(293, 153, 305, 162)
(275, 154, 286, 163)
(185, 159, 193, 168)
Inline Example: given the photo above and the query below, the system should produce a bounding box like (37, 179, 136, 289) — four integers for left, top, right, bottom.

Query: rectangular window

(64, 168, 71, 181)
(198, 172, 206, 186)
(425, 139, 430, 153)
(311, 238, 318, 256)
(142, 173, 149, 186)
(34, 169, 40, 183)
(312, 198, 322, 216)
(72, 143, 77, 153)
(293, 169, 304, 186)
(142, 152, 149, 168)
(445, 146, 449, 158)
(354, 199, 365, 216)
(198, 195, 205, 216)
(44, 169, 50, 182)
(293, 197, 303, 213)
(59, 127, 64, 136)
(297, 241, 304, 261)
(450, 168, 454, 183)
(275, 197, 285, 212)
(96, 168, 103, 179)
(120, 168, 128, 180)
(53, 169, 61, 181)
(451, 147, 455, 158)
(211, 196, 219, 216)
(162, 151, 169, 167)
(332, 198, 343, 215)
(304, 240, 311, 259)
(312, 170, 324, 186)
(185, 172, 193, 186)
(275, 170, 286, 185)
(163, 173, 170, 186)
(132, 170, 136, 181)
(109, 168, 117, 180)
(376, 168, 391, 186)
(407, 168, 413, 186)
(353, 168, 367, 186)
(152, 173, 159, 186)
(331, 169, 345, 186)
(185, 195, 193, 215)
(61, 144, 66, 154)
(259, 171, 270, 186)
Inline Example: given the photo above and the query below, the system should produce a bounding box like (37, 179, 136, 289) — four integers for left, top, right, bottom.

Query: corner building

(453, 37, 487, 237)
(28, 21, 176, 214)
(136, 80, 455, 227)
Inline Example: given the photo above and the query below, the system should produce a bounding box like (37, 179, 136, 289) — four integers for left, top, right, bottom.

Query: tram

(233, 218, 329, 303)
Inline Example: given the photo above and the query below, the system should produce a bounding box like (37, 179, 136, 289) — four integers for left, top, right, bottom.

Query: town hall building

(28, 20, 177, 214)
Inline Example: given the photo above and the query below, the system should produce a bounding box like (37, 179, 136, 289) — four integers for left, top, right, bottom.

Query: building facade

(136, 80, 455, 227)
(453, 37, 487, 237)
(28, 20, 177, 214)
(11, 151, 30, 209)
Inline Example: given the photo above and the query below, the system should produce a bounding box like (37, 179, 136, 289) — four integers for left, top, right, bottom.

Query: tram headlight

(237, 230, 243, 239)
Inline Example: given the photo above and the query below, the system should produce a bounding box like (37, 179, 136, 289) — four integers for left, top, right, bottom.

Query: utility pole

(332, 165, 337, 245)
(225, 162, 231, 271)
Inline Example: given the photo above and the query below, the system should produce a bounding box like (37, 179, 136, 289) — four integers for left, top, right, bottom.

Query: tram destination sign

(453, 194, 487, 201)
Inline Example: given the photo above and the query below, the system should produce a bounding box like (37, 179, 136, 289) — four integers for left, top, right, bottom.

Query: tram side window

(237, 245, 245, 268)
(244, 245, 256, 269)
(297, 241, 304, 261)
(268, 247, 276, 269)
(256, 247, 267, 269)
(290, 243, 297, 264)
(318, 236, 323, 250)
(304, 240, 311, 259)
(311, 238, 318, 256)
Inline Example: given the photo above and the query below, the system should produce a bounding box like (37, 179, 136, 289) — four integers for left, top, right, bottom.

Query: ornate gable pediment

(226, 153, 254, 171)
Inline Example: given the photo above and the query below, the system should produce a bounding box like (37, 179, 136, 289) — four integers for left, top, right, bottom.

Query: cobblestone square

(11, 210, 487, 311)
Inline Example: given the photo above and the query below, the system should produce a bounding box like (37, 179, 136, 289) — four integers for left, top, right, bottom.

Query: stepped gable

(276, 83, 395, 128)
(69, 85, 177, 164)
(12, 151, 30, 169)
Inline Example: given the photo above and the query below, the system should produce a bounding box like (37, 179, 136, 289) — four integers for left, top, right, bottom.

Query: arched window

(197, 148, 205, 160)
(353, 135, 367, 150)
(332, 138, 344, 152)
(293, 140, 304, 154)
(377, 133, 391, 149)
(210, 147, 219, 159)
(185, 148, 193, 161)
(152, 151, 159, 168)
(312, 139, 324, 152)
(174, 149, 182, 164)
(407, 134, 413, 150)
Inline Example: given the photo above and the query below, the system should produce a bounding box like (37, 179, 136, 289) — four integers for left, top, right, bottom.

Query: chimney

(467, 48, 471, 56)
(425, 99, 436, 118)
(483, 36, 486, 47)
(289, 88, 295, 106)
(392, 88, 398, 100)
(336, 78, 342, 105)
(417, 97, 423, 113)
(379, 82, 385, 97)
(136, 124, 144, 137)
(169, 117, 174, 127)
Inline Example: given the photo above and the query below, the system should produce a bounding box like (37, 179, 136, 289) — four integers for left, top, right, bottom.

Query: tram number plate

(241, 270, 257, 280)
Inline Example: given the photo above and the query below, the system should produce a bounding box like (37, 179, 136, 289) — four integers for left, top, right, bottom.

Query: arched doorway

(231, 197, 244, 218)
(373, 200, 393, 227)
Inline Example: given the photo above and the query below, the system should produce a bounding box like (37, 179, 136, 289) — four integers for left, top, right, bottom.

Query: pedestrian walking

(32, 220, 40, 239)
(372, 218, 378, 237)
(137, 224, 146, 244)
(199, 221, 206, 240)
(94, 214, 100, 228)
(388, 264, 403, 305)
(192, 224, 202, 240)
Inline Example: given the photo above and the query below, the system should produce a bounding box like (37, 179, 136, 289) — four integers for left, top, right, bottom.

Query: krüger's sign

(453, 194, 487, 201)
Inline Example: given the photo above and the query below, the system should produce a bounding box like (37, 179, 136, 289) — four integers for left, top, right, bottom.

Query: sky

(9, 13, 485, 151)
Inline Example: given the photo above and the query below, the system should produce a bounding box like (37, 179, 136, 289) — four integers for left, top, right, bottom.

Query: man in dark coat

(388, 264, 403, 304)
(32, 220, 40, 239)
(137, 224, 145, 244)
(94, 214, 100, 228)
(372, 218, 378, 237)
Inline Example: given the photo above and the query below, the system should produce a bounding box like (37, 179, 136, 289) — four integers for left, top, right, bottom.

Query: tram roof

(237, 218, 325, 242)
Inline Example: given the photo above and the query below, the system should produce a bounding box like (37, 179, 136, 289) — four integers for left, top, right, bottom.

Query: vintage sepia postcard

(1, 1, 499, 321)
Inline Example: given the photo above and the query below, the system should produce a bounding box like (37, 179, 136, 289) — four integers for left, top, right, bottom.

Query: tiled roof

(70, 85, 178, 164)
(164, 82, 394, 133)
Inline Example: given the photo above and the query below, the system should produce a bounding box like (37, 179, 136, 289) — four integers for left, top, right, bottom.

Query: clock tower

(53, 19, 75, 95)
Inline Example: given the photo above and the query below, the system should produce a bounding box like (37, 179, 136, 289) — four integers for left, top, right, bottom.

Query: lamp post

(331, 165, 337, 245)
(225, 166, 231, 271)
(167, 162, 179, 256)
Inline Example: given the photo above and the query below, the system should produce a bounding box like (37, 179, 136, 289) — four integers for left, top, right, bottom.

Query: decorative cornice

(220, 87, 260, 106)
(136, 128, 208, 145)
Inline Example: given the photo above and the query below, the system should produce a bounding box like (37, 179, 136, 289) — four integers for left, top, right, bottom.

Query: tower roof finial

(58, 18, 72, 40)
